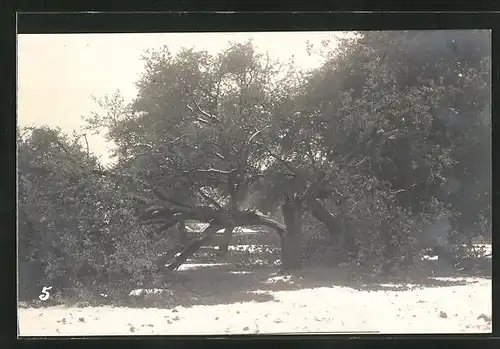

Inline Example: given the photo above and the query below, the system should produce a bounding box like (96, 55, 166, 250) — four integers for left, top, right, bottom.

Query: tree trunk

(217, 226, 234, 256)
(307, 198, 357, 256)
(281, 198, 303, 271)
(219, 174, 240, 256)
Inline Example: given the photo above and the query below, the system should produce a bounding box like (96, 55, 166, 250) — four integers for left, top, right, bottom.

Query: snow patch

(129, 289, 169, 297)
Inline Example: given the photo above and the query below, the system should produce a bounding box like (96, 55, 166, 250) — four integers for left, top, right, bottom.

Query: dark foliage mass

(18, 31, 491, 302)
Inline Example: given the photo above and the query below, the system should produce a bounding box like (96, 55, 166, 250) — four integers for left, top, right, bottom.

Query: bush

(17, 127, 169, 301)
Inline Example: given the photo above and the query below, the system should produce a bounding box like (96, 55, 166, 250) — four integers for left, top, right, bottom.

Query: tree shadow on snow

(120, 258, 486, 309)
(23, 247, 490, 310)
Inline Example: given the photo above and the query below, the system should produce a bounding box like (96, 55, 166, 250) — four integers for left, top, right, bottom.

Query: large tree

(84, 41, 308, 271)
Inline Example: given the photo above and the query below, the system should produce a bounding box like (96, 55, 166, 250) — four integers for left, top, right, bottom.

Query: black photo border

(3, 4, 499, 349)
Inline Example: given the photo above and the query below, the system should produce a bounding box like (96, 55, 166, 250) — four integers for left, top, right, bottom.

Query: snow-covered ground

(18, 245, 492, 336)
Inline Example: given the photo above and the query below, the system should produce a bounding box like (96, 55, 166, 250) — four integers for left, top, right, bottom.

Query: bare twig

(247, 126, 270, 145)
(82, 134, 90, 159)
(392, 183, 417, 195)
(168, 134, 194, 144)
(214, 152, 225, 160)
(176, 74, 220, 125)
(18, 127, 34, 140)
(353, 156, 368, 167)
(185, 104, 210, 124)
(192, 98, 221, 124)
(196, 168, 237, 175)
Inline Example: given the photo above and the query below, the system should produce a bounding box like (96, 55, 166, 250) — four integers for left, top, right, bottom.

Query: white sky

(17, 32, 346, 164)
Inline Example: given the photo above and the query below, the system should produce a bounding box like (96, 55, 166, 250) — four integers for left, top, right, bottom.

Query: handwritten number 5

(38, 286, 52, 301)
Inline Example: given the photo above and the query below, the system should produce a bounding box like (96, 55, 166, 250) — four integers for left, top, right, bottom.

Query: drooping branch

(160, 210, 287, 271)
(166, 222, 225, 271)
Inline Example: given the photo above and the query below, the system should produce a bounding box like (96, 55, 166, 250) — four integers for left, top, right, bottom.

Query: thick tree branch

(164, 211, 287, 271)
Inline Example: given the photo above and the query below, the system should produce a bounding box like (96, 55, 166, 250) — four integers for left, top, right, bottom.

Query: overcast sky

(17, 32, 346, 164)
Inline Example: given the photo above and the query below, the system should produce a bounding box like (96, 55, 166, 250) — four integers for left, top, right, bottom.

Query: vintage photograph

(17, 30, 491, 335)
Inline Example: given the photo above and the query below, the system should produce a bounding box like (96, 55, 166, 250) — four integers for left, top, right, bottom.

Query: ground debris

(477, 314, 491, 322)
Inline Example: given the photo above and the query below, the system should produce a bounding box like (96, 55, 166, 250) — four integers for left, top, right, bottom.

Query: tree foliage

(298, 30, 490, 266)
